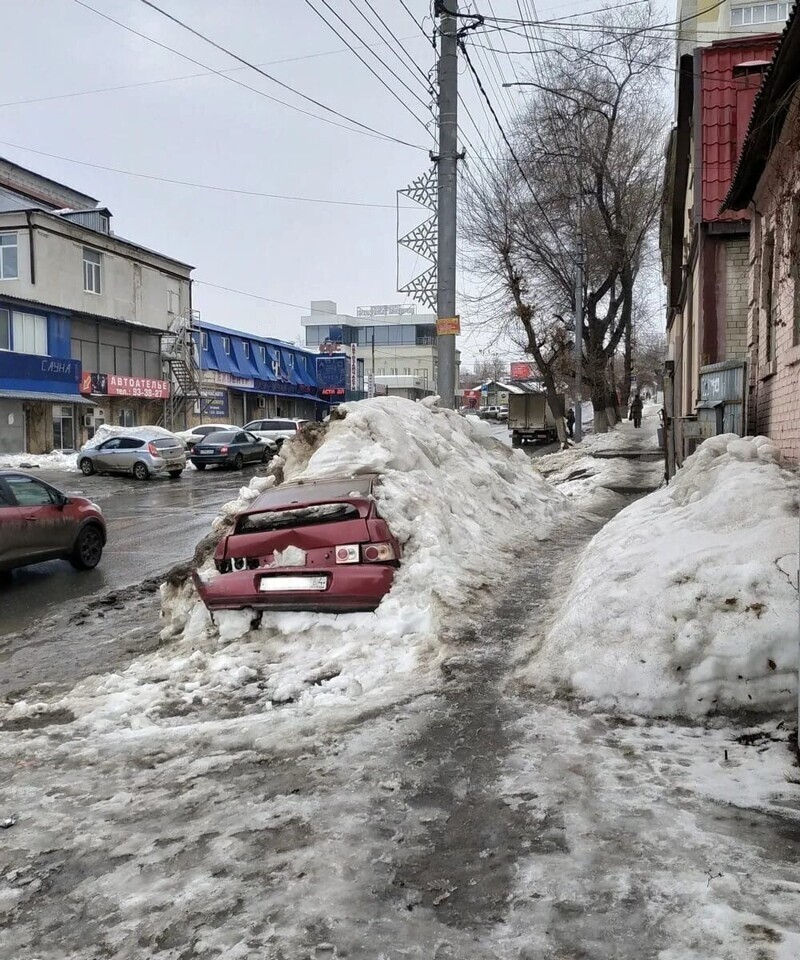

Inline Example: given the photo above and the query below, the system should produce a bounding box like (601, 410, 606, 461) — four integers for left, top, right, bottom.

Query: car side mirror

(58, 495, 70, 508)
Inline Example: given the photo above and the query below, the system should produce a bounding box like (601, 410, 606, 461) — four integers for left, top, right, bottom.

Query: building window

(0, 233, 18, 280)
(0, 308, 9, 350)
(201, 331, 208, 351)
(83, 248, 102, 294)
(731, 1, 788, 23)
(52, 405, 75, 451)
(763, 231, 776, 365)
(403, 367, 411, 375)
(287, 354, 294, 368)
(118, 408, 136, 428)
(258, 344, 266, 362)
(13, 311, 47, 356)
(243, 341, 250, 359)
(222, 336, 231, 355)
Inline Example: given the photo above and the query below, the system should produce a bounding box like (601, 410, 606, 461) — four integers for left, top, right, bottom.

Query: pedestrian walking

(629, 392, 643, 429)
(566, 407, 575, 439)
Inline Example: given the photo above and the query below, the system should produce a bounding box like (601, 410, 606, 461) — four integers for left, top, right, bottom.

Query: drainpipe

(25, 211, 36, 284)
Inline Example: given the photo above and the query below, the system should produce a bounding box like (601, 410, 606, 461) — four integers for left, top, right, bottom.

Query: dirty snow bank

(0, 450, 77, 471)
(29, 397, 567, 736)
(527, 434, 799, 716)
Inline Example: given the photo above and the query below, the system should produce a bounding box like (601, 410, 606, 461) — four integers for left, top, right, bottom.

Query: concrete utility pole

(435, 0, 459, 409)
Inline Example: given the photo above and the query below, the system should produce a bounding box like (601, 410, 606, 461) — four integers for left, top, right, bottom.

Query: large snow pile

(527, 434, 799, 716)
(30, 398, 566, 735)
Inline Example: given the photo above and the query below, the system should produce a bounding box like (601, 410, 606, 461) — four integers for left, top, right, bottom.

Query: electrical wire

(300, 0, 435, 135)
(356, 0, 433, 87)
(0, 139, 419, 210)
(0, 33, 429, 111)
(78, 0, 424, 150)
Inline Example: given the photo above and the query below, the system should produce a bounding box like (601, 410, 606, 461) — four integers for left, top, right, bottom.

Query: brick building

(724, 5, 800, 462)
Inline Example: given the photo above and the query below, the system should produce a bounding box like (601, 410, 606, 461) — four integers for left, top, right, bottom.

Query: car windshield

(203, 432, 237, 443)
(237, 502, 360, 534)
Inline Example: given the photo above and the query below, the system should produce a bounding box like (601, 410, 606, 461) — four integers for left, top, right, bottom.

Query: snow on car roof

(246, 474, 377, 512)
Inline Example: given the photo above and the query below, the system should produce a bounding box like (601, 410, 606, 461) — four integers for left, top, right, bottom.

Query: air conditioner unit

(83, 415, 94, 427)
(94, 408, 105, 419)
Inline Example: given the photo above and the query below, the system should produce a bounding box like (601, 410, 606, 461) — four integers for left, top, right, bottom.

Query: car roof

(244, 474, 378, 513)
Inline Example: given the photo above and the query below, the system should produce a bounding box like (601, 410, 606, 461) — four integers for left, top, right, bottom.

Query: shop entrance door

(52, 405, 75, 451)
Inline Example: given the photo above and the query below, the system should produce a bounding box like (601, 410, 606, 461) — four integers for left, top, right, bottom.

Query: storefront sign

(350, 343, 358, 389)
(357, 304, 415, 317)
(0, 351, 81, 386)
(252, 378, 313, 396)
(436, 315, 461, 336)
(204, 371, 254, 389)
(366, 371, 375, 399)
(201, 388, 229, 417)
(510, 362, 535, 381)
(81, 373, 170, 399)
(316, 355, 347, 397)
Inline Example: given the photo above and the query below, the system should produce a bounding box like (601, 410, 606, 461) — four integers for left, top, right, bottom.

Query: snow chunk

(528, 434, 800, 716)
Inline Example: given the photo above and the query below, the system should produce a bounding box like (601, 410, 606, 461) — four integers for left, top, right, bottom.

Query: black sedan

(190, 431, 277, 471)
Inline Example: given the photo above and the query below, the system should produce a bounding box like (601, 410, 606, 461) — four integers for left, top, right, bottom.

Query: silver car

(77, 430, 186, 481)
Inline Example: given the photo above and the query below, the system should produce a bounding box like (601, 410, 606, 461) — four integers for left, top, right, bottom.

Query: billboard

(81, 372, 170, 399)
(510, 361, 536, 381)
(316, 355, 348, 397)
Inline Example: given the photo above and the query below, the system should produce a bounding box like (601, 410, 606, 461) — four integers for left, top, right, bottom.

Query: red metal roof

(701, 36, 780, 222)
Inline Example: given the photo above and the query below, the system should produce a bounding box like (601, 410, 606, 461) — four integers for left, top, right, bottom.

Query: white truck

(508, 393, 562, 447)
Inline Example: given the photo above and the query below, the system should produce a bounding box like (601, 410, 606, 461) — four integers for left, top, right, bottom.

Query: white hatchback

(243, 418, 308, 449)
(175, 423, 240, 451)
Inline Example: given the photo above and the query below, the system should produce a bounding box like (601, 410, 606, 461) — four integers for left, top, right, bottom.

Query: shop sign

(204, 371, 254, 389)
(0, 351, 81, 385)
(253, 378, 313, 396)
(316, 355, 347, 398)
(81, 373, 170, 399)
(201, 388, 229, 418)
(350, 343, 358, 389)
(510, 362, 535, 381)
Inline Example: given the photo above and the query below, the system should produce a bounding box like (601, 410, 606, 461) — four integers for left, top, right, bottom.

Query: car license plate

(197, 448, 214, 455)
(259, 575, 327, 592)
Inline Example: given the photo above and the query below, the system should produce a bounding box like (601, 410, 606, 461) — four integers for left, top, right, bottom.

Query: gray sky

(3, 0, 609, 365)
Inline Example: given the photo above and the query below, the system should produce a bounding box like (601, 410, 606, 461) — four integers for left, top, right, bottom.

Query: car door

(3, 475, 74, 560)
(93, 437, 123, 471)
(116, 437, 145, 472)
(0, 480, 30, 568)
(231, 432, 249, 460)
(243, 431, 261, 461)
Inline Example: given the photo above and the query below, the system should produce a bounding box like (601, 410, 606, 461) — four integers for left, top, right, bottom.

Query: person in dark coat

(566, 407, 575, 439)
(629, 393, 643, 428)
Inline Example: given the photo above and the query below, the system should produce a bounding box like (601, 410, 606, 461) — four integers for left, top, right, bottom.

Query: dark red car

(194, 474, 401, 613)
(0, 470, 107, 573)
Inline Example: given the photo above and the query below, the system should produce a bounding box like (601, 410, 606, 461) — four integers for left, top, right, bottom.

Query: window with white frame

(243, 341, 250, 359)
(0, 233, 18, 280)
(12, 312, 47, 356)
(0, 308, 10, 350)
(287, 353, 294, 368)
(201, 331, 208, 351)
(258, 344, 266, 362)
(731, 2, 788, 24)
(222, 336, 231, 355)
(83, 248, 102, 293)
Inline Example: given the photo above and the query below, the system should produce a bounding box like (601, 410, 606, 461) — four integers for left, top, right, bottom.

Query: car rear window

(203, 431, 236, 443)
(251, 476, 374, 510)
(151, 438, 180, 449)
(237, 502, 360, 534)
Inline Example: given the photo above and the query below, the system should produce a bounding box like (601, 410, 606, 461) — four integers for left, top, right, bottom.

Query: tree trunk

(624, 317, 633, 407)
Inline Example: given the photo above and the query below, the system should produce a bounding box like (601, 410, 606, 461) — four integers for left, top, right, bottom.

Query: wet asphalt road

(0, 464, 258, 639)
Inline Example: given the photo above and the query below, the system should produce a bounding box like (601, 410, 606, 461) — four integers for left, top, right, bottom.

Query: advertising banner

(201, 389, 229, 417)
(0, 351, 81, 387)
(316, 355, 348, 397)
(82, 373, 170, 399)
(510, 362, 535, 381)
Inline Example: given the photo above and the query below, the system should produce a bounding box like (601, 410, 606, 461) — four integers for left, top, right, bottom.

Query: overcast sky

(3, 0, 632, 365)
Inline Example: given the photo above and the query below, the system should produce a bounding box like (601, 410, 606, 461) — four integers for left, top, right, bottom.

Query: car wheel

(168, 470, 183, 479)
(79, 458, 95, 476)
(70, 524, 104, 570)
(261, 447, 272, 463)
(133, 461, 150, 481)
(195, 463, 207, 471)
(233, 453, 244, 470)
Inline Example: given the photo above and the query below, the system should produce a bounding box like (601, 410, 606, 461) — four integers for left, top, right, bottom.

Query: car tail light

(363, 543, 397, 562)
(148, 442, 159, 456)
(219, 446, 229, 454)
(335, 544, 360, 564)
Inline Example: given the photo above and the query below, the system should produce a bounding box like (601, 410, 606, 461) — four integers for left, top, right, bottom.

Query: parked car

(190, 430, 276, 471)
(175, 424, 241, 451)
(194, 473, 401, 613)
(0, 471, 106, 573)
(481, 405, 508, 421)
(243, 418, 308, 449)
(78, 430, 186, 480)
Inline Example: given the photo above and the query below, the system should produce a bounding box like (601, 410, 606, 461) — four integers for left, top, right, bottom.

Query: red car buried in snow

(194, 474, 401, 613)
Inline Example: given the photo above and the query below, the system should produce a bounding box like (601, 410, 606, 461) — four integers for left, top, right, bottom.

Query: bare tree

(461, 5, 669, 432)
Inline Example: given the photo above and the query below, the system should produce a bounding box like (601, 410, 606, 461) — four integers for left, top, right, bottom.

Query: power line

(74, 0, 424, 150)
(300, 0, 435, 136)
(0, 139, 417, 210)
(396, 0, 435, 45)
(0, 33, 429, 111)
(354, 0, 433, 87)
(479, 0, 728, 31)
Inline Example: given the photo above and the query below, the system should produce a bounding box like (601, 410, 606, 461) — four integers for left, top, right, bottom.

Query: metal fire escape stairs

(159, 310, 203, 430)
